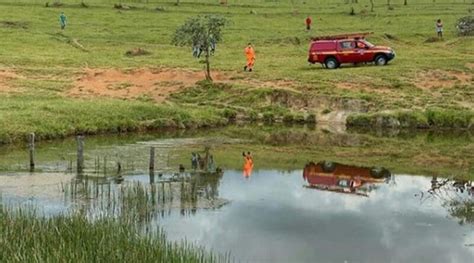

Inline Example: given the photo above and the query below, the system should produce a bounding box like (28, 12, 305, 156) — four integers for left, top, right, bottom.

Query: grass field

(0, 0, 473, 144)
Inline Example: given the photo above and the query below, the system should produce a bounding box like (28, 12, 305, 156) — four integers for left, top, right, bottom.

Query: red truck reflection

(303, 161, 391, 196)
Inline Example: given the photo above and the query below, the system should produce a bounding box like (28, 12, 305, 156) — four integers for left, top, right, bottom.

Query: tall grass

(0, 205, 230, 262)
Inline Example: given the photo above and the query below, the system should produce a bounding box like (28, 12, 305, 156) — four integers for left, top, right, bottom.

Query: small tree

(172, 15, 228, 81)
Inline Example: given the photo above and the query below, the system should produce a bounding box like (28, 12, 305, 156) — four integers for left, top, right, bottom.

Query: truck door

(355, 41, 372, 62)
(338, 40, 357, 63)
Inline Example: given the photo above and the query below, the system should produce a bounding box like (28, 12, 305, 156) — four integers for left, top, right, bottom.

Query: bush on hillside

(456, 16, 474, 36)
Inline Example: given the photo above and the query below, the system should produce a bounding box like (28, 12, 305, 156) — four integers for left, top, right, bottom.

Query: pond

(0, 125, 473, 263)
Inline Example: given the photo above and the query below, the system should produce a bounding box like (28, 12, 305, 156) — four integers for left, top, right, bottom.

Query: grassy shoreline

(347, 108, 474, 129)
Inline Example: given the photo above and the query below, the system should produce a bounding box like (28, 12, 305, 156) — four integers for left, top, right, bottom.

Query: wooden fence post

(149, 147, 155, 173)
(29, 133, 35, 171)
(77, 135, 84, 174)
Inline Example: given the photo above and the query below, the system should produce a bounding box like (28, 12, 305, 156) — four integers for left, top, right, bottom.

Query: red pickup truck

(302, 161, 390, 196)
(308, 33, 395, 69)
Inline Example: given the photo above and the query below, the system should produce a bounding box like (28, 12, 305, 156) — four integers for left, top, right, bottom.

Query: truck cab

(308, 33, 395, 69)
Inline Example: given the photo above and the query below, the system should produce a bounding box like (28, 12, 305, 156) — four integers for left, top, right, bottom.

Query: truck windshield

(362, 40, 375, 48)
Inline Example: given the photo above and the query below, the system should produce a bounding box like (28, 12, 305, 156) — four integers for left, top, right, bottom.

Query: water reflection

(420, 176, 474, 226)
(159, 171, 474, 263)
(63, 170, 228, 221)
(242, 151, 254, 178)
(303, 161, 391, 197)
(0, 126, 473, 262)
(1, 167, 473, 262)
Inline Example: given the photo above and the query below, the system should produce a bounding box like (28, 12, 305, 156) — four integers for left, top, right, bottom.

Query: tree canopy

(172, 15, 228, 81)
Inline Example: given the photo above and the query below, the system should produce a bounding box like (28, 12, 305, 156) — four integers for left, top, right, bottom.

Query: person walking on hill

(244, 43, 255, 72)
(436, 19, 443, 38)
(305, 16, 312, 31)
(59, 12, 67, 30)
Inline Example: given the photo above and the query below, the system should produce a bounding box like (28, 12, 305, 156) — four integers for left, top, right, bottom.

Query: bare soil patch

(68, 68, 303, 102)
(0, 69, 22, 93)
(68, 68, 233, 102)
(414, 70, 473, 90)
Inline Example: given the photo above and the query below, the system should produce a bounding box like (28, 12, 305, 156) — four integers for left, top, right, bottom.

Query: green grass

(0, 96, 228, 144)
(0, 204, 228, 262)
(0, 0, 473, 143)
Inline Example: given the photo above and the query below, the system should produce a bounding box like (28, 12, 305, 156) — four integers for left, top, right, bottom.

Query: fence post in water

(76, 135, 85, 174)
(149, 147, 155, 172)
(28, 133, 35, 171)
(103, 156, 107, 176)
(149, 147, 155, 183)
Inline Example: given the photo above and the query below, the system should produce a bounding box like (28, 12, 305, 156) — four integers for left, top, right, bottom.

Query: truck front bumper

(387, 51, 395, 61)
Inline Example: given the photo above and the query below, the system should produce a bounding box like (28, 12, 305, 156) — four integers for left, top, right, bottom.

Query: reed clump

(0, 205, 230, 262)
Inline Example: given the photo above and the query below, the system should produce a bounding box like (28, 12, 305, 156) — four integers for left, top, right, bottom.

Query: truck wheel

(370, 167, 390, 178)
(325, 58, 339, 69)
(321, 161, 336, 173)
(374, 55, 387, 66)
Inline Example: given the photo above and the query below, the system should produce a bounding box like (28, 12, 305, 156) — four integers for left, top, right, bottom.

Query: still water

(0, 126, 473, 262)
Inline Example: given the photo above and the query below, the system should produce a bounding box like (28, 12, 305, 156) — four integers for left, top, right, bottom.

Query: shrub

(294, 113, 306, 123)
(247, 110, 259, 121)
(282, 113, 294, 123)
(262, 112, 274, 123)
(306, 113, 317, 123)
(456, 16, 474, 36)
(346, 114, 372, 127)
(222, 108, 237, 120)
(426, 108, 473, 128)
(397, 111, 429, 128)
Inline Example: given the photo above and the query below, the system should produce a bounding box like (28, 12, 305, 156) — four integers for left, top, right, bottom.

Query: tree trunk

(404, 0, 407, 5)
(370, 0, 374, 12)
(205, 47, 212, 81)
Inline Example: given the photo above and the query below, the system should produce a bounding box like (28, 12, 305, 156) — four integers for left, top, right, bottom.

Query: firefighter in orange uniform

(243, 152, 254, 178)
(244, 43, 255, 72)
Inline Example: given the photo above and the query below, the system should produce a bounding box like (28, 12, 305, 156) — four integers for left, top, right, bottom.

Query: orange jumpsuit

(243, 156, 254, 177)
(244, 46, 255, 70)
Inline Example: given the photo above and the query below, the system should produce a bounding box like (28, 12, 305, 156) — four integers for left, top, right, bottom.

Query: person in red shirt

(305, 16, 312, 31)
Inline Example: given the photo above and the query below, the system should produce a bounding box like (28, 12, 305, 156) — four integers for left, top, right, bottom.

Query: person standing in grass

(59, 12, 67, 30)
(305, 16, 312, 31)
(244, 43, 255, 72)
(436, 19, 443, 38)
